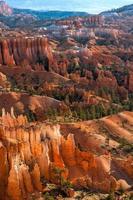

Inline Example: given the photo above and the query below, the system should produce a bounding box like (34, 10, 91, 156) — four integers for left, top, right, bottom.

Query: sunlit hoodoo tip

(1, 107, 6, 117)
(10, 107, 15, 118)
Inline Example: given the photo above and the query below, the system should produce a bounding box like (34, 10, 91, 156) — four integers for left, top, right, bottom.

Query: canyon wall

(0, 109, 118, 200)
(0, 1, 13, 16)
(0, 37, 53, 69)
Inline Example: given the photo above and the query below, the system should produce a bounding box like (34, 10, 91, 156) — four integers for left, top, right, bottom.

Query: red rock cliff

(0, 1, 12, 16)
(0, 108, 120, 200)
(0, 37, 53, 69)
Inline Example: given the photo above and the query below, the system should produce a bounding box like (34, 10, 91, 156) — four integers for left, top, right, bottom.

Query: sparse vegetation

(106, 192, 115, 200)
(25, 108, 37, 122)
(42, 167, 73, 199)
(118, 138, 133, 154)
(0, 3, 133, 199)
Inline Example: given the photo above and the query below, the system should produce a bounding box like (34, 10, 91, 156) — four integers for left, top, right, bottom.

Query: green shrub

(43, 192, 54, 200)
(106, 192, 115, 200)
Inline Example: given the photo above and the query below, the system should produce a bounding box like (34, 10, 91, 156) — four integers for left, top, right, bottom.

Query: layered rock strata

(0, 37, 53, 69)
(0, 109, 120, 200)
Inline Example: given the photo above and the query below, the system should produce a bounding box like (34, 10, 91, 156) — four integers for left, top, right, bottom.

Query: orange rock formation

(0, 37, 53, 68)
(0, 109, 122, 200)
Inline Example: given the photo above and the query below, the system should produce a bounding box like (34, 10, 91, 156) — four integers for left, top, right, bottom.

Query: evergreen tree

(79, 107, 86, 120)
(90, 105, 96, 119)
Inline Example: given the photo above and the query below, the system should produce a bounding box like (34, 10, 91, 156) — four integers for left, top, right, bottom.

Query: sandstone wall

(0, 109, 117, 200)
(0, 37, 53, 69)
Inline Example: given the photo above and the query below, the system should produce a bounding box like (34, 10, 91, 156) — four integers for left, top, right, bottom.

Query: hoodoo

(0, 37, 53, 69)
(0, 110, 132, 199)
(0, 1, 133, 199)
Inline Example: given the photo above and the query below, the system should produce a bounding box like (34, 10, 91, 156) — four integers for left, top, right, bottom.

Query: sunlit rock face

(0, 37, 53, 70)
(0, 1, 13, 16)
(0, 109, 120, 200)
(0, 109, 133, 199)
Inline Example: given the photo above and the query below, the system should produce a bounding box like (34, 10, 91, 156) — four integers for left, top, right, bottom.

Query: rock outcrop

(0, 37, 53, 70)
(0, 92, 64, 120)
(0, 72, 10, 89)
(0, 1, 12, 16)
(86, 15, 104, 25)
(0, 110, 122, 200)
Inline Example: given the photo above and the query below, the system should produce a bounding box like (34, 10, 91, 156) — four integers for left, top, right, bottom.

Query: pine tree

(90, 105, 96, 119)
(79, 108, 86, 120)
